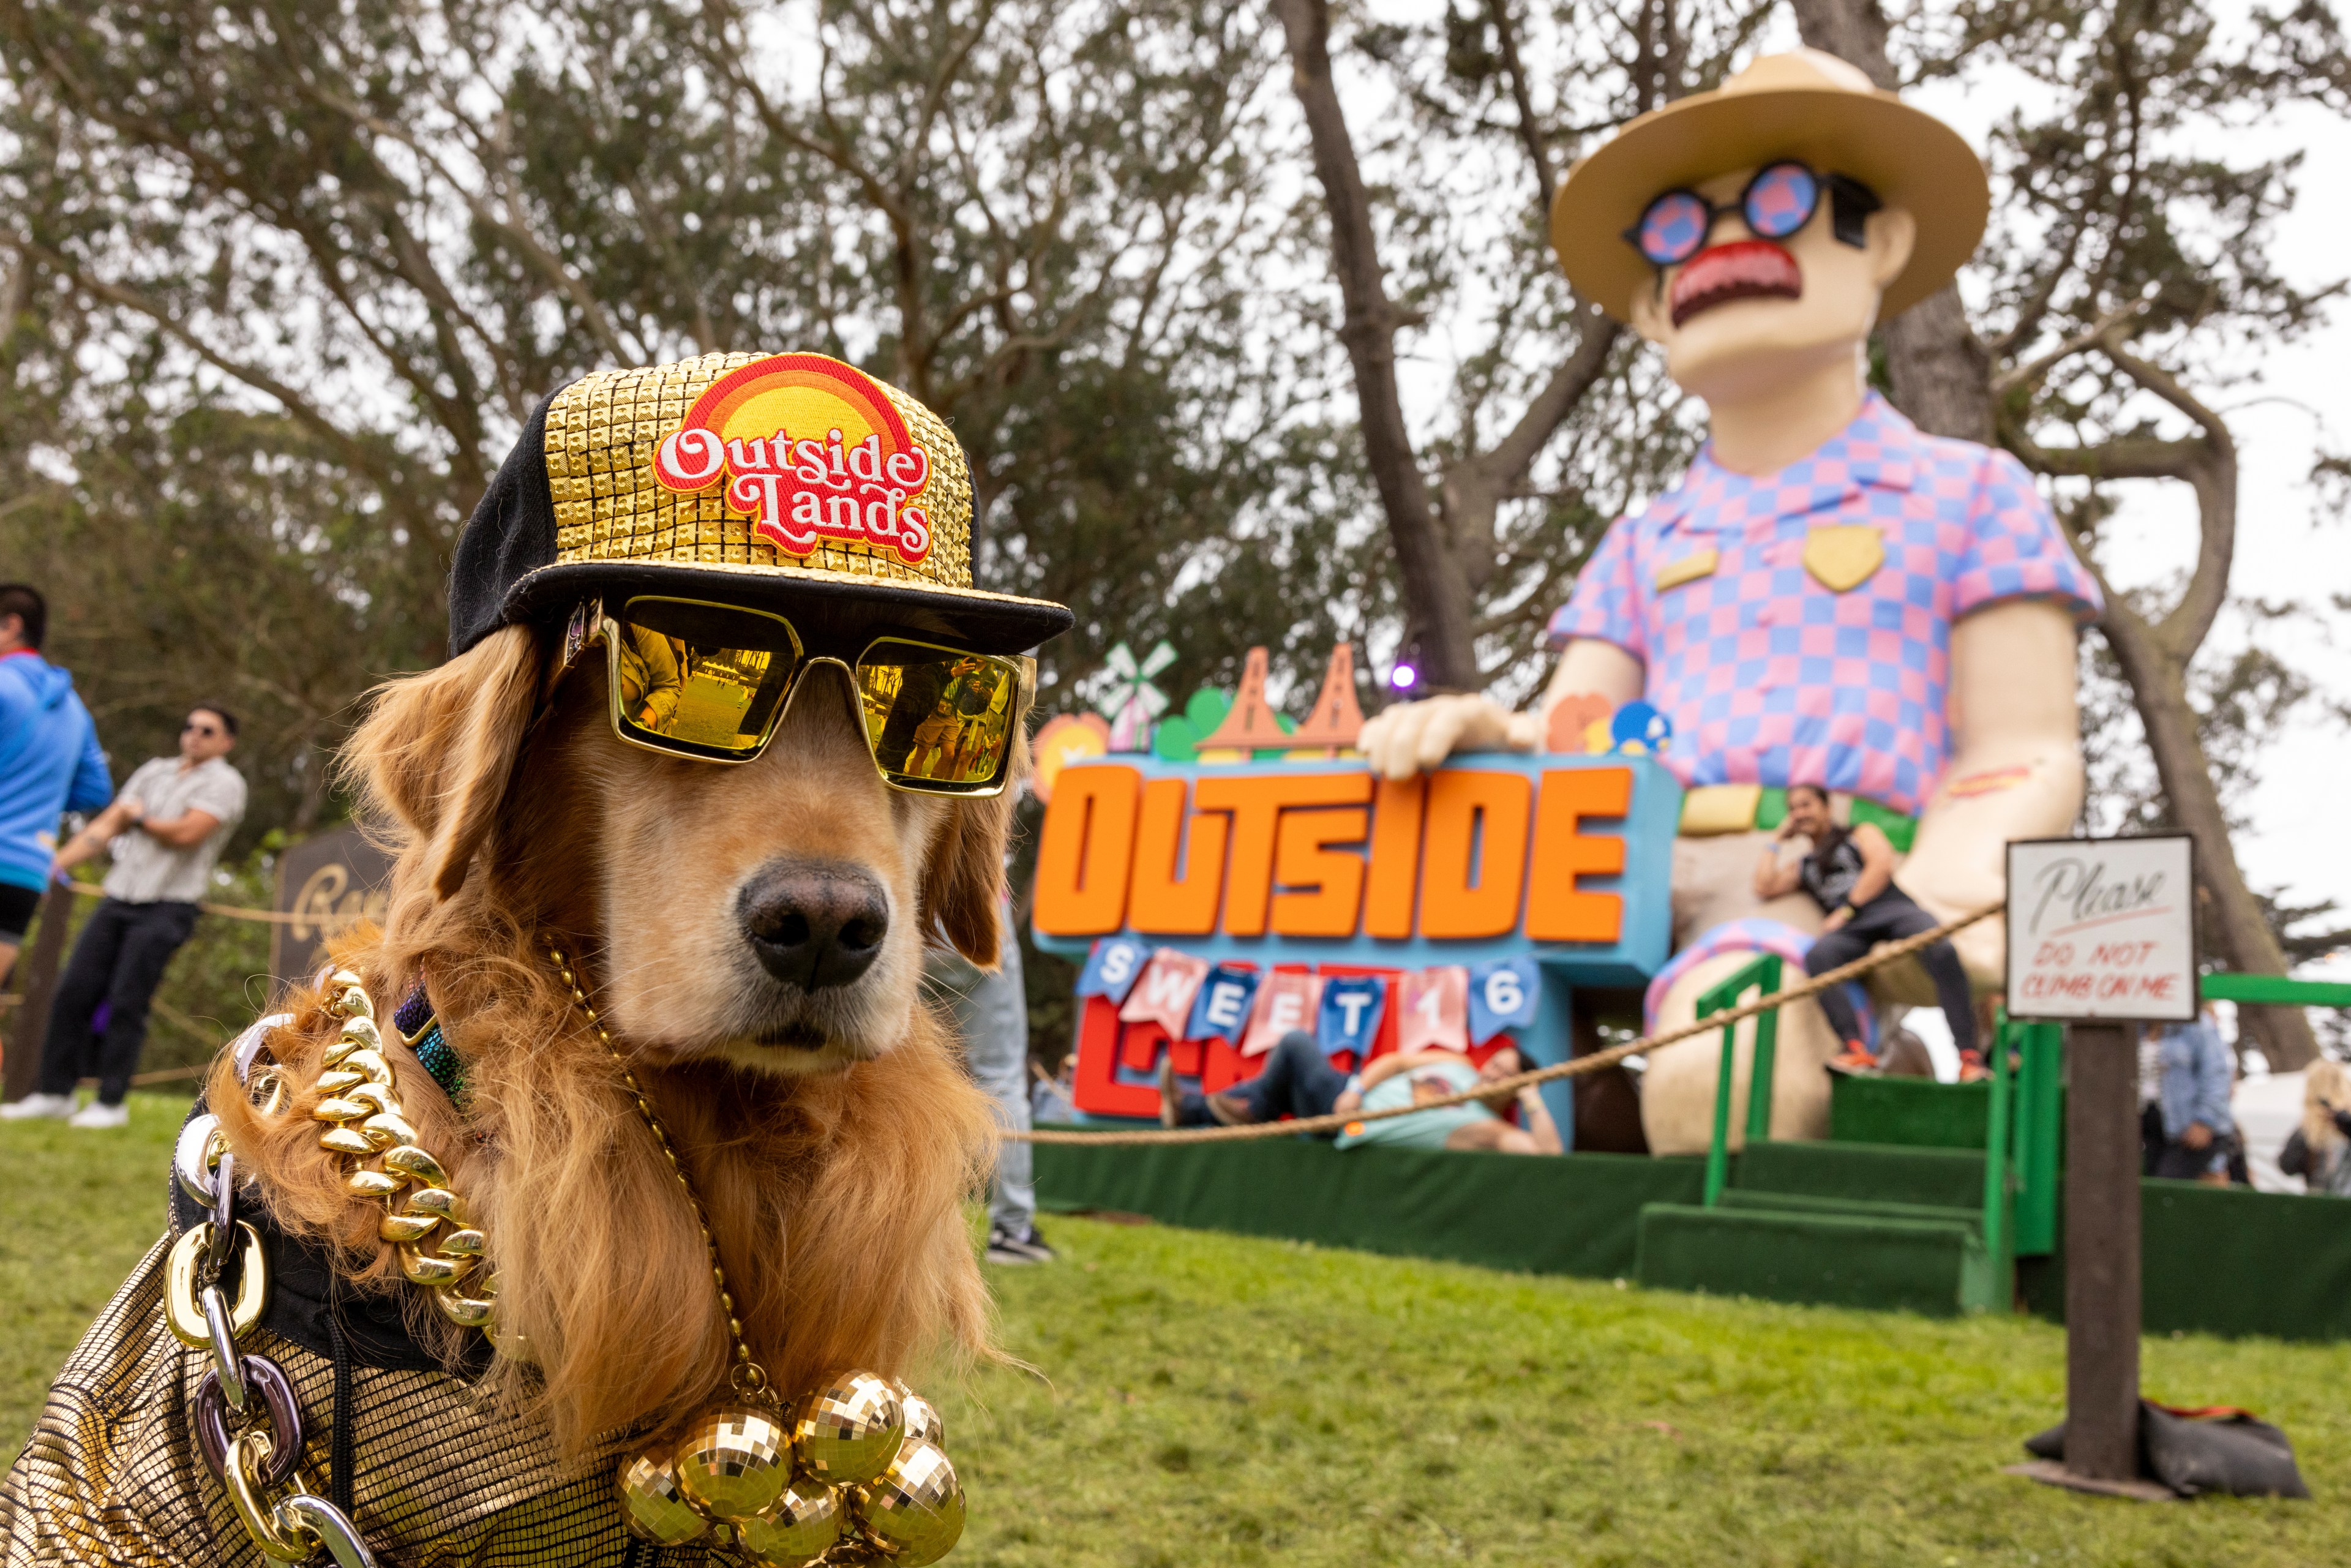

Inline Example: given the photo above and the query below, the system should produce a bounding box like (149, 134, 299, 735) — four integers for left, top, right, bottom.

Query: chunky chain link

(545, 945, 771, 1399)
(309, 970, 499, 1330)
(167, 1093, 379, 1564)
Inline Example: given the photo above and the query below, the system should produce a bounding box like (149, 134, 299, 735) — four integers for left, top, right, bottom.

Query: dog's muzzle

(737, 857, 890, 992)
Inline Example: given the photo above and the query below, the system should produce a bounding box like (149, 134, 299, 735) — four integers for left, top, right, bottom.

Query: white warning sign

(2005, 836, 2197, 1022)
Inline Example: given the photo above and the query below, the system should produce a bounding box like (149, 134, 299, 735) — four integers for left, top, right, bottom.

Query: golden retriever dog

(2, 621, 1021, 1562)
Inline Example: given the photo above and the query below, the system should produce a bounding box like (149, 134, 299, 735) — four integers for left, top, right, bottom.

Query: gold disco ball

(893, 1381, 946, 1452)
(615, 1445, 711, 1546)
(855, 1439, 965, 1567)
(733, 1481, 842, 1567)
(672, 1405, 793, 1521)
(793, 1371, 904, 1487)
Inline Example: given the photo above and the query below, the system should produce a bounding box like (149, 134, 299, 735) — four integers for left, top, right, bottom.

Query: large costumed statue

(1359, 50, 2102, 1153)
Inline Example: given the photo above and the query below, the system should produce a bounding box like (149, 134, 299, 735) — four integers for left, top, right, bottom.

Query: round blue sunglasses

(1625, 160, 1881, 267)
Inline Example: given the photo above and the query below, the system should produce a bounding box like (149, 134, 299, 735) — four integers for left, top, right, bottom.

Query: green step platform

(1715, 1187, 1985, 1238)
(1732, 1138, 1988, 1210)
(1636, 1202, 2001, 1316)
(1635, 1137, 2007, 1315)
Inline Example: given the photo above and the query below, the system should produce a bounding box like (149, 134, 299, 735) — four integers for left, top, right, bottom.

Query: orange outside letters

(1033, 764, 1633, 946)
(1526, 768, 1630, 941)
(1417, 771, 1532, 939)
(1271, 807, 1371, 937)
(1127, 777, 1228, 934)
(1193, 773, 1375, 937)
(1031, 764, 1140, 934)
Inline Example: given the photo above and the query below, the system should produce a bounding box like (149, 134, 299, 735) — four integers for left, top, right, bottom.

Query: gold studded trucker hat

(449, 351, 1073, 657)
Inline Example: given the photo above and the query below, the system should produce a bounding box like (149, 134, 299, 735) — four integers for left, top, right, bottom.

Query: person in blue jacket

(0, 585, 111, 991)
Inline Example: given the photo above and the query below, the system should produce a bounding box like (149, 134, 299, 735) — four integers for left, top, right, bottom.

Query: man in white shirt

(1, 703, 247, 1129)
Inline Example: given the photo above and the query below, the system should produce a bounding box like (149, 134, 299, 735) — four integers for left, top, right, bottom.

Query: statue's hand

(1355, 695, 1531, 781)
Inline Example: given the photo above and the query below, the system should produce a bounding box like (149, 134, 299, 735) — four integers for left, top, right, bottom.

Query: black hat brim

(501, 559, 1074, 658)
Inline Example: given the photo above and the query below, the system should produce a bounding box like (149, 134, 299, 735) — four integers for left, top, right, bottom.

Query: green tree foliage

(0, 0, 1379, 825)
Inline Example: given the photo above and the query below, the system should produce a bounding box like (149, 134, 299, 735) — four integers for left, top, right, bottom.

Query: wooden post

(2, 885, 77, 1102)
(2063, 1019, 2140, 1481)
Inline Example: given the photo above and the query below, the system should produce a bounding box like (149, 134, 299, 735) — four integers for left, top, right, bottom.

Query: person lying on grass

(1158, 1030, 1564, 1153)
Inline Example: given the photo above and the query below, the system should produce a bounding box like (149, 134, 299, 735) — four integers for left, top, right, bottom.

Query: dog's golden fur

(206, 623, 1011, 1460)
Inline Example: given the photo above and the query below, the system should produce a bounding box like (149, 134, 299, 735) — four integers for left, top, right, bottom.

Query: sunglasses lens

(856, 640, 1020, 790)
(1635, 190, 1710, 265)
(613, 598, 800, 757)
(1743, 162, 1819, 239)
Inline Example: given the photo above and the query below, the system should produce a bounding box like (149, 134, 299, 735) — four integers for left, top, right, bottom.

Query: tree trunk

(2100, 597, 2319, 1069)
(1881, 288, 1992, 442)
(1787, 0, 1995, 442)
(1273, 0, 1480, 692)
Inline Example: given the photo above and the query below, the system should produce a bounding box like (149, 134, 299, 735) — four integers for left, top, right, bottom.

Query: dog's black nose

(738, 860, 891, 990)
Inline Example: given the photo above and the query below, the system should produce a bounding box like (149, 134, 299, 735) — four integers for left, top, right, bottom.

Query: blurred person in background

(0, 585, 111, 997)
(2279, 1059, 2351, 1198)
(924, 892, 1054, 1264)
(2146, 1003, 2238, 1185)
(1, 703, 245, 1130)
(1161, 1033, 1564, 1154)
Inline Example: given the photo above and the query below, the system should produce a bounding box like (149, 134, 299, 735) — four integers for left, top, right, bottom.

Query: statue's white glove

(1355, 696, 1535, 781)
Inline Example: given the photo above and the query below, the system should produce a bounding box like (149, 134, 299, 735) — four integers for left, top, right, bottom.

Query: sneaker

(1202, 1090, 1253, 1127)
(0, 1092, 75, 1122)
(68, 1101, 129, 1130)
(1824, 1042, 1879, 1076)
(1955, 1049, 1992, 1084)
(985, 1223, 1057, 1266)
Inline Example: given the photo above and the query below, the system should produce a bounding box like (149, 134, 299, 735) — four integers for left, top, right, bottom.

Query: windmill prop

(1095, 640, 1176, 751)
(1288, 643, 1366, 753)
(1196, 647, 1293, 753)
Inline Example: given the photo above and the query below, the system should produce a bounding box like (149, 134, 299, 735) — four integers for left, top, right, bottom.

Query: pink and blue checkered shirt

(1548, 395, 2101, 816)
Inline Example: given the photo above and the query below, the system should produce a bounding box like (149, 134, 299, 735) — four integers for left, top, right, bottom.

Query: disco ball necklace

(545, 947, 967, 1567)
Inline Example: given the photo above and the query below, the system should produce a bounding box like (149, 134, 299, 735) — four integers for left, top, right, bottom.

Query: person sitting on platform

(1158, 1031, 1562, 1154)
(1754, 783, 1982, 1079)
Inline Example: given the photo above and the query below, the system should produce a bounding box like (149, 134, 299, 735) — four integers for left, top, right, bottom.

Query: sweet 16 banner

(1185, 963, 1264, 1044)
(1240, 971, 1322, 1056)
(1393, 966, 1470, 1055)
(1316, 975, 1389, 1060)
(1117, 948, 1209, 1035)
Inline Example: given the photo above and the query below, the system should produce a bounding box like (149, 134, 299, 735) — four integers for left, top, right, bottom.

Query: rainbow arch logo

(653, 353, 935, 565)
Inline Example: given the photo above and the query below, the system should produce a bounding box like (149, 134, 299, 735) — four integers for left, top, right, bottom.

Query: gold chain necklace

(311, 970, 500, 1329)
(543, 946, 968, 1567)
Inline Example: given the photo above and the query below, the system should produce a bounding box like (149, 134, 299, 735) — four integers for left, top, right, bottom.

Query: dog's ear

(918, 732, 1028, 966)
(344, 624, 544, 899)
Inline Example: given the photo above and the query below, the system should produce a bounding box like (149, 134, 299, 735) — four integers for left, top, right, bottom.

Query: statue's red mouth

(1669, 240, 1802, 327)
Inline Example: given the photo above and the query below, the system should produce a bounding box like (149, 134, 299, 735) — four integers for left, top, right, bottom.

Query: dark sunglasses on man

(183, 720, 224, 738)
(554, 596, 1035, 797)
(1625, 159, 1881, 268)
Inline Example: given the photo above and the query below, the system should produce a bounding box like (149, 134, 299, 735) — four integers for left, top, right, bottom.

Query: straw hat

(1550, 50, 1990, 324)
(449, 351, 1072, 657)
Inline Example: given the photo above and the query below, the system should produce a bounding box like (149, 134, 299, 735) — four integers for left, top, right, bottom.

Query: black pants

(37, 897, 199, 1105)
(1173, 1030, 1348, 1128)
(1804, 891, 1976, 1057)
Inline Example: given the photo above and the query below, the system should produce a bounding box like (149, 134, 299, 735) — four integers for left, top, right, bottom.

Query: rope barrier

(48, 877, 344, 927)
(1002, 900, 2004, 1146)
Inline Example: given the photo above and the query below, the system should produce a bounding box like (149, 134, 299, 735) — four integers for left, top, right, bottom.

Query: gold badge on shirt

(1652, 548, 1717, 593)
(1802, 525, 1884, 593)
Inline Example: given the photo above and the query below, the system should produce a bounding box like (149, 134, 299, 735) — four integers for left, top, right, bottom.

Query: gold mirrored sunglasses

(555, 596, 1034, 796)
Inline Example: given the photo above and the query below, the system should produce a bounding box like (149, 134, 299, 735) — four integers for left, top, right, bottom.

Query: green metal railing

(1700, 954, 1783, 1207)
(1685, 969, 2338, 1310)
(2200, 973, 2351, 1009)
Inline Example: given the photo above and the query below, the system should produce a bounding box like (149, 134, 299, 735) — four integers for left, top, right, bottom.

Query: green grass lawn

(7, 1094, 2345, 1564)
